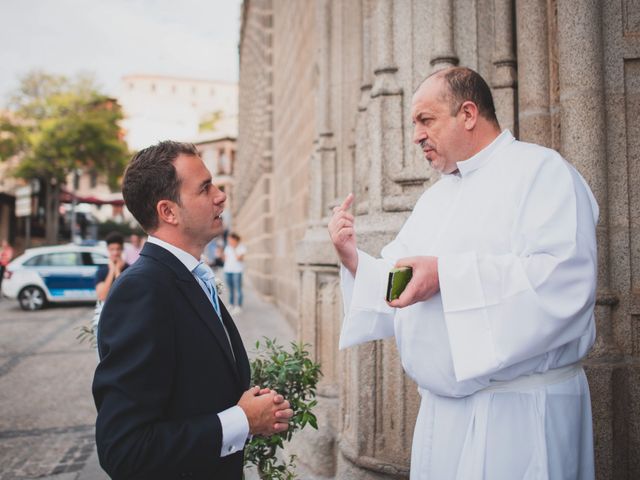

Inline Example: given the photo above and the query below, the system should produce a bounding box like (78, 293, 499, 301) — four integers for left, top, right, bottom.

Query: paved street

(0, 297, 100, 480)
(0, 281, 297, 479)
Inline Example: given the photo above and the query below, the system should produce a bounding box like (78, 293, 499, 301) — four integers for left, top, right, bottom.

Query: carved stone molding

(492, 0, 518, 133)
(515, 0, 551, 146)
(340, 441, 410, 477)
(430, 0, 459, 70)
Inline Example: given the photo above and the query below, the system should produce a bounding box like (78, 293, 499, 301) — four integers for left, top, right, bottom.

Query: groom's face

(173, 154, 227, 245)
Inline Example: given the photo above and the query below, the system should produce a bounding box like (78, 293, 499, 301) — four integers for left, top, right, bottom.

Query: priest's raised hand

(328, 193, 357, 275)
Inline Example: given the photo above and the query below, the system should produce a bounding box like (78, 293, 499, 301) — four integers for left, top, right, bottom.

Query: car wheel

(18, 286, 46, 311)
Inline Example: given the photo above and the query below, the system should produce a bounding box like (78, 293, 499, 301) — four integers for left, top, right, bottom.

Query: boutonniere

(215, 276, 225, 296)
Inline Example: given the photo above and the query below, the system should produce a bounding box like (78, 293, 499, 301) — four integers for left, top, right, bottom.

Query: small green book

(386, 266, 413, 302)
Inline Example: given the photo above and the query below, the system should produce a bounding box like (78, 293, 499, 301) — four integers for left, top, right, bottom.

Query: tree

(0, 71, 129, 243)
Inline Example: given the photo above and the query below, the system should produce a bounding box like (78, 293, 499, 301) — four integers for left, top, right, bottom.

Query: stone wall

(237, 0, 640, 478)
(236, 0, 274, 299)
(270, 0, 316, 324)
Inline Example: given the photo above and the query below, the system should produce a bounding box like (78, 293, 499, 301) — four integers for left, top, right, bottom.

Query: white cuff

(218, 405, 249, 457)
(338, 250, 396, 349)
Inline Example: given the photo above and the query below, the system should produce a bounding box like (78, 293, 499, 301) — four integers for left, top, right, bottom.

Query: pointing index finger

(340, 193, 354, 211)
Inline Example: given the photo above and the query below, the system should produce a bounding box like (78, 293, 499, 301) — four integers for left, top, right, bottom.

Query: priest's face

(411, 76, 467, 174)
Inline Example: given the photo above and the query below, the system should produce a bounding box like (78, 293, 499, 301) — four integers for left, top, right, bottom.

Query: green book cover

(386, 266, 413, 302)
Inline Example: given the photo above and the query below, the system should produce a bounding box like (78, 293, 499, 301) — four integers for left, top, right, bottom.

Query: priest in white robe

(329, 67, 598, 480)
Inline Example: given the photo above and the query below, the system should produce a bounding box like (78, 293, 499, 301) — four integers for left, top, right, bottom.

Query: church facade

(235, 1, 640, 478)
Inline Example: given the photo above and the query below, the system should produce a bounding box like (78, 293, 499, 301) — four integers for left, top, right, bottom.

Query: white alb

(340, 130, 598, 480)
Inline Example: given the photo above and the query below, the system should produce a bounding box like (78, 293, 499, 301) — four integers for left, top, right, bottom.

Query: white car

(1, 244, 109, 311)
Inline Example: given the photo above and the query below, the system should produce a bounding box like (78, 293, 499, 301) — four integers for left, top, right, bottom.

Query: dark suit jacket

(92, 242, 251, 479)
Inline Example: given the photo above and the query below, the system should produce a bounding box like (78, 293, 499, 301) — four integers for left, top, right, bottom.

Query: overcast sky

(0, 0, 243, 104)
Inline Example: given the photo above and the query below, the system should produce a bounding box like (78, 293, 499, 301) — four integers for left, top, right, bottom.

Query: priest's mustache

(419, 139, 435, 151)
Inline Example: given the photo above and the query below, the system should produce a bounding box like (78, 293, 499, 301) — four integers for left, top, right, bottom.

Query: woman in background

(222, 232, 246, 314)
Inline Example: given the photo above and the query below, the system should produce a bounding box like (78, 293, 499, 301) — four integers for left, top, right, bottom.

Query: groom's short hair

(122, 140, 199, 232)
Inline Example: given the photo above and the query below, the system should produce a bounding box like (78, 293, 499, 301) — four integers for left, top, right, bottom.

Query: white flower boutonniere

(215, 276, 225, 296)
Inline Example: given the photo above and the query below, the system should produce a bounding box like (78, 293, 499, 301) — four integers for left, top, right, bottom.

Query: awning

(60, 188, 125, 206)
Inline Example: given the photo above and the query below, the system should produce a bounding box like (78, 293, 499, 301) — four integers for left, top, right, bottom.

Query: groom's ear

(156, 200, 179, 226)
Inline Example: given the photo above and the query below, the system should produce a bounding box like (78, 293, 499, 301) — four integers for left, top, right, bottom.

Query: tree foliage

(0, 71, 130, 242)
(1, 71, 129, 189)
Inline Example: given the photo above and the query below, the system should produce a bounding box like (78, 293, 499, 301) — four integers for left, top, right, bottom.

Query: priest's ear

(459, 100, 479, 131)
(156, 199, 180, 226)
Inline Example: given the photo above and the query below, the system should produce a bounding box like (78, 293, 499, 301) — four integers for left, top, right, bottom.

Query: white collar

(456, 129, 514, 177)
(146, 235, 201, 272)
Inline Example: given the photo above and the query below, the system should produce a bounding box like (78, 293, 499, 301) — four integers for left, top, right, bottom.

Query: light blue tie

(193, 262, 235, 361)
(193, 262, 222, 318)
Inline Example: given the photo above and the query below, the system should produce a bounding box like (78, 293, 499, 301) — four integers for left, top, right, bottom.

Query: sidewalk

(42, 280, 296, 480)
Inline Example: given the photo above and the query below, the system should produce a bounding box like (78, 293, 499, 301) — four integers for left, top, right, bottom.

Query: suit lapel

(218, 302, 251, 388)
(141, 243, 239, 377)
(176, 279, 238, 373)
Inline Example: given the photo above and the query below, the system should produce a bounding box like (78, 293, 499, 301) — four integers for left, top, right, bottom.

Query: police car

(1, 244, 108, 311)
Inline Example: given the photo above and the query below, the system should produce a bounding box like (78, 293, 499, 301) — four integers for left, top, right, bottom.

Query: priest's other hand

(238, 386, 294, 436)
(388, 256, 440, 308)
(328, 193, 358, 275)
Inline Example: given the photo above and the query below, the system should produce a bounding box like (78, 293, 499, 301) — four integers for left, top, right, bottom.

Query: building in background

(118, 74, 238, 151)
(195, 134, 236, 203)
(236, 1, 640, 479)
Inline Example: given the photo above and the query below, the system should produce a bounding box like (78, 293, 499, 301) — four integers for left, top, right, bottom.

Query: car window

(27, 252, 81, 267)
(23, 255, 43, 267)
(84, 252, 108, 266)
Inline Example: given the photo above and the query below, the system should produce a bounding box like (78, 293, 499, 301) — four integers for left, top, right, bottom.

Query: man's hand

(237, 387, 294, 436)
(388, 256, 440, 308)
(328, 193, 358, 275)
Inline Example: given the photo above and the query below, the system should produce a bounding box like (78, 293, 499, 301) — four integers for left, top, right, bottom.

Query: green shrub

(244, 338, 322, 479)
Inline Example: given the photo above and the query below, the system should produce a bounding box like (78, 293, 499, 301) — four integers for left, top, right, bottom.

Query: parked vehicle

(1, 244, 108, 310)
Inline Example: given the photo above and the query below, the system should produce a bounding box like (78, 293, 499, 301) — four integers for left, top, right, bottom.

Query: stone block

(287, 394, 338, 477)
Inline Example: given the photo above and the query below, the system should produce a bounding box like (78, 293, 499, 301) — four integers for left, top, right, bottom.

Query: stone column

(294, 1, 340, 476)
(355, 0, 373, 216)
(491, 0, 518, 134)
(557, 1, 619, 478)
(515, 0, 551, 146)
(316, 0, 337, 216)
(336, 1, 415, 478)
(430, 0, 459, 70)
(367, 0, 405, 213)
(557, 0, 618, 358)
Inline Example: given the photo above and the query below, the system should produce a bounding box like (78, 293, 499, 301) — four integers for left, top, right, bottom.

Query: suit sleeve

(93, 272, 224, 478)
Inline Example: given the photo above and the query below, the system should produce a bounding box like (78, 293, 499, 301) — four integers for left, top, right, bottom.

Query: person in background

(0, 239, 14, 296)
(223, 232, 246, 314)
(92, 232, 128, 341)
(123, 232, 144, 265)
(205, 237, 225, 270)
(96, 232, 129, 302)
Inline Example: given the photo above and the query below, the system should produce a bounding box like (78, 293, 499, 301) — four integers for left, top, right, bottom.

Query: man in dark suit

(93, 141, 293, 479)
